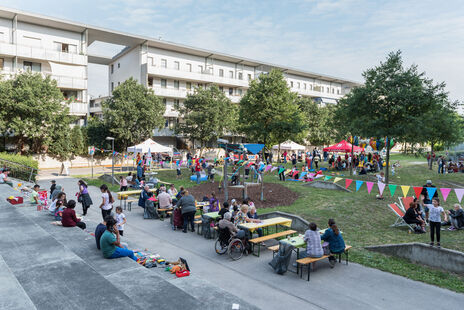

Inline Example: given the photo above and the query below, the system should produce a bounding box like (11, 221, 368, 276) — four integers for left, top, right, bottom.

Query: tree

(84, 117, 112, 150)
(175, 85, 237, 153)
(0, 72, 71, 154)
(334, 50, 456, 183)
(103, 78, 165, 150)
(298, 97, 337, 146)
(239, 69, 306, 148)
(69, 125, 85, 156)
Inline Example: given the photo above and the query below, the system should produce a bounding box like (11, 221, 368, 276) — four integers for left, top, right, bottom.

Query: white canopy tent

(272, 140, 306, 151)
(127, 138, 172, 153)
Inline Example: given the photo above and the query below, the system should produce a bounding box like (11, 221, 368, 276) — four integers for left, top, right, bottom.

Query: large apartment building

(0, 6, 359, 147)
(0, 9, 89, 125)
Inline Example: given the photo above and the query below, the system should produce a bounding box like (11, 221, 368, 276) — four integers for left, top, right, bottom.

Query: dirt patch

(186, 181, 299, 209)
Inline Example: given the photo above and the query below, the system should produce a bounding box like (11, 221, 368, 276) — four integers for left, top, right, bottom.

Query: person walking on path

(176, 190, 196, 233)
(77, 180, 93, 216)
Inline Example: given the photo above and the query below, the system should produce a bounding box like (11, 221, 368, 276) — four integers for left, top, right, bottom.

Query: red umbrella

(323, 140, 364, 153)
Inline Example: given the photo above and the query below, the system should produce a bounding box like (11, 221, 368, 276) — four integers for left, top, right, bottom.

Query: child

(176, 161, 182, 179)
(429, 198, 447, 247)
(54, 200, 65, 221)
(115, 206, 126, 236)
(119, 176, 128, 191)
(30, 184, 40, 204)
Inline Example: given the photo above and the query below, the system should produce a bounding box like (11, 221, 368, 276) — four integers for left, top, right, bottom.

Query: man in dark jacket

(176, 190, 196, 233)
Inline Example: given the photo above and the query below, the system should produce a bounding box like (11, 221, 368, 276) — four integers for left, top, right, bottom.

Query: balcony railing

(0, 42, 87, 65)
(67, 101, 88, 116)
(146, 64, 249, 88)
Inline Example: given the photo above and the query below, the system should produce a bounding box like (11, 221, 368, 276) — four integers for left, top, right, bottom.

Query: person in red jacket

(194, 160, 202, 184)
(61, 200, 86, 230)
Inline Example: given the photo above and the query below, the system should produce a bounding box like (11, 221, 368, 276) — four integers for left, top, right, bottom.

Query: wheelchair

(214, 227, 246, 260)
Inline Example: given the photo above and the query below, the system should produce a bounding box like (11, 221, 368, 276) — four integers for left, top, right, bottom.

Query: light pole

(106, 137, 115, 184)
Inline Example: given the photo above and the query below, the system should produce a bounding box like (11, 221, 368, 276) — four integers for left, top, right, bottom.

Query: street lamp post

(106, 137, 115, 185)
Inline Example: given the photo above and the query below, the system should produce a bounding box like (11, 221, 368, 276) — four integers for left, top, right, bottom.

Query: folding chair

(397, 196, 415, 212)
(387, 203, 414, 231)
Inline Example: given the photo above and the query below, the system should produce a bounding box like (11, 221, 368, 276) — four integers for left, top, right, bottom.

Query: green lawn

(78, 154, 464, 292)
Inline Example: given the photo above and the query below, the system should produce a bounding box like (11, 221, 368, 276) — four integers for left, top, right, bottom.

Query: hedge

(0, 152, 39, 182)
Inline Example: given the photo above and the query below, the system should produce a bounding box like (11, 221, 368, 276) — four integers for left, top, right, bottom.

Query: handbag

(77, 194, 82, 203)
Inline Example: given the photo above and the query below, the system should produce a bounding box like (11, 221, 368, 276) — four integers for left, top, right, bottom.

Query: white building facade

(0, 6, 359, 147)
(0, 10, 89, 125)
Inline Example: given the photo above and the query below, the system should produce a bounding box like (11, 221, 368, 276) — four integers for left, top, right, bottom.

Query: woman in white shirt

(99, 184, 114, 220)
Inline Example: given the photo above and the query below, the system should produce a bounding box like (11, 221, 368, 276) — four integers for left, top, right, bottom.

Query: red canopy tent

(323, 140, 364, 153)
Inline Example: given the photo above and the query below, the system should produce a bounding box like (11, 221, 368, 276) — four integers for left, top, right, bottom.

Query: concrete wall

(259, 211, 309, 233)
(34, 155, 124, 169)
(304, 180, 352, 192)
(366, 243, 464, 275)
(109, 46, 141, 92)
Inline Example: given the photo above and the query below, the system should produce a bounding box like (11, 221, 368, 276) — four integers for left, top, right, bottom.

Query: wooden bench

(249, 230, 297, 257)
(157, 208, 173, 221)
(125, 199, 138, 211)
(296, 245, 352, 281)
(268, 245, 280, 257)
(194, 219, 202, 235)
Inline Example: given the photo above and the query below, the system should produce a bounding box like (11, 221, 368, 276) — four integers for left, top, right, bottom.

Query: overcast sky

(3, 0, 463, 111)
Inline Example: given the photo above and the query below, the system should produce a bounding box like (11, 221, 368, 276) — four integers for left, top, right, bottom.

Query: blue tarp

(243, 144, 265, 154)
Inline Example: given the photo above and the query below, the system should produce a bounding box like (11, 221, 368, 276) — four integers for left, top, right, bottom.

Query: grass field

(80, 154, 464, 292)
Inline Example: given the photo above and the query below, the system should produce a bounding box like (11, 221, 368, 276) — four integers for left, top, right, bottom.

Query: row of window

(0, 59, 42, 72)
(151, 77, 243, 96)
(289, 81, 341, 95)
(147, 56, 252, 80)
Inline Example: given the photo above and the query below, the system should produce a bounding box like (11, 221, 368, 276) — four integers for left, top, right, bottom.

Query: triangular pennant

(355, 180, 363, 192)
(377, 182, 386, 195)
(366, 181, 374, 194)
(278, 168, 285, 174)
(400, 185, 410, 197)
(315, 174, 323, 179)
(299, 172, 307, 179)
(292, 171, 299, 177)
(333, 177, 342, 183)
(345, 179, 353, 189)
(455, 188, 464, 203)
(426, 187, 437, 200)
(271, 166, 278, 172)
(413, 186, 423, 198)
(440, 188, 451, 202)
(388, 184, 397, 197)
(324, 176, 332, 181)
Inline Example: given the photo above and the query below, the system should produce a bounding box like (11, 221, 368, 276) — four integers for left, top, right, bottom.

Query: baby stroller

(215, 227, 245, 260)
(172, 207, 183, 230)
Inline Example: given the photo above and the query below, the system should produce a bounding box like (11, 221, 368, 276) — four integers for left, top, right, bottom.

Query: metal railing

(0, 158, 38, 183)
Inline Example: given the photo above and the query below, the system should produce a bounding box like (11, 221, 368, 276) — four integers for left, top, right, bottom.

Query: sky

(2, 0, 463, 111)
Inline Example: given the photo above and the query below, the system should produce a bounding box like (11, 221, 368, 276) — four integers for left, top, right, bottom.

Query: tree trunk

(223, 158, 228, 201)
(429, 142, 434, 170)
(385, 136, 390, 184)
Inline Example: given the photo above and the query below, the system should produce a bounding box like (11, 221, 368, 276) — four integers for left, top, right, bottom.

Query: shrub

(0, 152, 39, 181)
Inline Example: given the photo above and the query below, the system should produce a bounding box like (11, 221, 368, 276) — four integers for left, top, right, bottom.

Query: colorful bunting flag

(455, 188, 464, 203)
(366, 182, 374, 194)
(324, 176, 332, 181)
(377, 182, 385, 196)
(278, 168, 285, 174)
(355, 180, 363, 192)
(400, 185, 410, 197)
(413, 186, 423, 199)
(388, 184, 397, 197)
(264, 165, 272, 172)
(292, 171, 299, 177)
(426, 187, 437, 200)
(299, 172, 307, 179)
(271, 166, 278, 172)
(440, 188, 451, 202)
(315, 174, 323, 179)
(333, 177, 342, 183)
(345, 179, 353, 189)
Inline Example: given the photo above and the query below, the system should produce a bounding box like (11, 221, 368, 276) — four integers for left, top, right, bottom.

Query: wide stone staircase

(0, 185, 257, 310)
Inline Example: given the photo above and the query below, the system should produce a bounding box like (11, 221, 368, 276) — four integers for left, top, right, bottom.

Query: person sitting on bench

(403, 200, 426, 233)
(321, 219, 345, 268)
(445, 204, 464, 230)
(300, 222, 324, 259)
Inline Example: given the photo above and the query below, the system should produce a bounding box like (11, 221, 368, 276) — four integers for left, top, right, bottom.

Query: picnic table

(203, 211, 220, 220)
(238, 216, 292, 233)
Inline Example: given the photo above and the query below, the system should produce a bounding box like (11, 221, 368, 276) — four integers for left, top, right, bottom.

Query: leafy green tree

(175, 85, 236, 153)
(84, 117, 112, 150)
(69, 125, 85, 156)
(0, 72, 70, 154)
(239, 69, 306, 148)
(103, 78, 165, 150)
(334, 50, 456, 183)
(298, 97, 337, 146)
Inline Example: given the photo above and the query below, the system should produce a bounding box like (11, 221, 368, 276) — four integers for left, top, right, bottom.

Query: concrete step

(0, 255, 36, 310)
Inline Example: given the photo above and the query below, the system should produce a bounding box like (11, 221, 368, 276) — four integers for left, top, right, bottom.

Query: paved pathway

(35, 177, 464, 310)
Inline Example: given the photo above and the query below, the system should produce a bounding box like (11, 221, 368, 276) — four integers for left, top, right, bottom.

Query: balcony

(152, 86, 192, 99)
(225, 94, 241, 103)
(48, 73, 87, 89)
(145, 64, 249, 88)
(67, 101, 88, 116)
(153, 127, 177, 137)
(89, 104, 102, 114)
